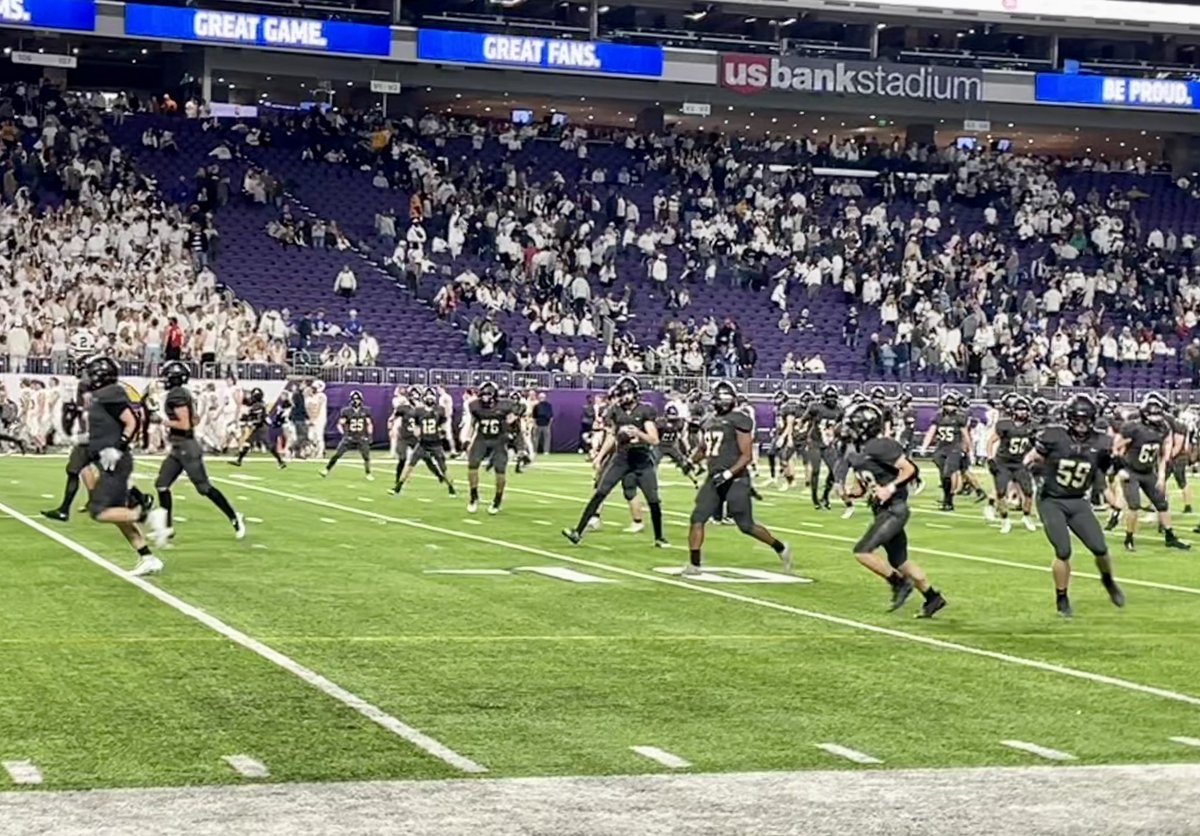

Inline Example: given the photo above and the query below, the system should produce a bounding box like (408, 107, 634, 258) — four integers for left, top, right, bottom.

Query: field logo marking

(0, 500, 487, 775)
(654, 566, 813, 585)
(630, 746, 691, 769)
(1000, 740, 1077, 761)
(222, 755, 269, 779)
(816, 743, 883, 765)
(2, 760, 42, 785)
(205, 480, 1200, 710)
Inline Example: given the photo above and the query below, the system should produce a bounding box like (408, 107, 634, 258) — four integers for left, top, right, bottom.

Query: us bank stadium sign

(720, 54, 984, 102)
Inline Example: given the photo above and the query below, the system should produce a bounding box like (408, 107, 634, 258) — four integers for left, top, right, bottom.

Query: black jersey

(657, 415, 685, 446)
(804, 403, 843, 449)
(62, 400, 85, 437)
(702, 409, 752, 473)
(848, 436, 909, 508)
(993, 418, 1036, 465)
(1119, 422, 1169, 474)
(164, 385, 196, 439)
(608, 402, 658, 454)
(412, 405, 448, 446)
(930, 411, 968, 452)
(773, 403, 799, 437)
(88, 382, 132, 454)
(471, 401, 511, 441)
(339, 404, 372, 438)
(1035, 426, 1112, 500)
(242, 402, 268, 428)
(393, 404, 419, 442)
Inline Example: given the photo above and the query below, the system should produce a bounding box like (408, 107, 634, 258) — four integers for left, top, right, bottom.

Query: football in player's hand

(618, 425, 638, 442)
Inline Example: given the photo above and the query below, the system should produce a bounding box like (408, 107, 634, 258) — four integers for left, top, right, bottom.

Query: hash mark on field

(1000, 740, 1077, 761)
(320, 518, 337, 524)
(1169, 736, 1200, 748)
(246, 517, 264, 523)
(198, 480, 1200, 710)
(0, 500, 487, 775)
(630, 746, 691, 769)
(800, 522, 824, 528)
(222, 755, 269, 779)
(416, 498, 432, 504)
(251, 544, 268, 550)
(39, 494, 53, 499)
(2, 760, 42, 785)
(535, 500, 551, 505)
(237, 496, 249, 501)
(533, 520, 551, 526)
(175, 516, 188, 522)
(925, 523, 952, 529)
(357, 497, 375, 503)
(816, 743, 883, 765)
(462, 519, 482, 525)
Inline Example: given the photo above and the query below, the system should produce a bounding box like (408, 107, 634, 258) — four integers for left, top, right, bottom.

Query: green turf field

(1, 452, 1199, 791)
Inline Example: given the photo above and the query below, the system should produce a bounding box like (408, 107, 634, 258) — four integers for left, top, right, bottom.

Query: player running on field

(986, 394, 1038, 534)
(321, 390, 375, 480)
(921, 391, 972, 511)
(768, 390, 799, 491)
(684, 380, 791, 576)
(466, 381, 516, 514)
(1114, 393, 1189, 552)
(803, 385, 843, 510)
(232, 388, 286, 468)
(842, 402, 946, 618)
(1023, 394, 1125, 618)
(392, 387, 457, 496)
(153, 360, 245, 544)
(656, 402, 699, 486)
(42, 366, 95, 522)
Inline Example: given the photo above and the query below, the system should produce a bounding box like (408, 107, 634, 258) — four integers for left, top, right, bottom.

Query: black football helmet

(845, 403, 885, 442)
(1031, 397, 1049, 421)
(84, 355, 119, 391)
(799, 391, 815, 407)
(248, 387, 264, 404)
(407, 385, 422, 403)
(686, 388, 702, 405)
(868, 385, 887, 404)
(896, 392, 913, 408)
(940, 391, 960, 413)
(821, 384, 839, 408)
(349, 390, 364, 408)
(1065, 395, 1097, 440)
(712, 380, 737, 414)
(162, 360, 190, 389)
(422, 386, 437, 407)
(772, 390, 789, 407)
(615, 375, 640, 407)
(480, 381, 498, 407)
(664, 402, 681, 420)
(1139, 393, 1166, 426)
(1011, 395, 1031, 424)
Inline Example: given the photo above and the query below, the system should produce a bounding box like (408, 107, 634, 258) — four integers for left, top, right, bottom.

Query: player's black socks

(470, 487, 479, 503)
(137, 545, 153, 557)
(60, 473, 81, 514)
(886, 572, 904, 588)
(922, 586, 940, 601)
(999, 507, 1008, 519)
(768, 456, 777, 479)
(207, 487, 238, 523)
(157, 489, 173, 527)
(1099, 571, 1116, 588)
(648, 502, 664, 541)
(941, 477, 952, 505)
(1056, 588, 1068, 603)
(770, 539, 785, 554)
(689, 548, 701, 567)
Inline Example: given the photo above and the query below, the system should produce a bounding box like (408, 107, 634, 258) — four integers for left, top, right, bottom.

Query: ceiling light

(744, 16, 758, 22)
(876, 22, 887, 29)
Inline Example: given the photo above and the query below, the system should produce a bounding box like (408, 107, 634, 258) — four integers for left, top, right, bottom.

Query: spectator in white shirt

(334, 265, 357, 299)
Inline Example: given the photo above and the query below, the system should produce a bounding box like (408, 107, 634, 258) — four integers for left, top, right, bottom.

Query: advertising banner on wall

(0, 0, 95, 32)
(719, 54, 984, 102)
(1035, 72, 1200, 111)
(417, 29, 664, 78)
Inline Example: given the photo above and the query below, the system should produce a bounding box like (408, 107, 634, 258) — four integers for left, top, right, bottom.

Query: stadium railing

(3, 357, 1198, 405)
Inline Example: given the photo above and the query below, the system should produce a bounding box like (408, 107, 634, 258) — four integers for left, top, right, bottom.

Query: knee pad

(622, 483, 637, 502)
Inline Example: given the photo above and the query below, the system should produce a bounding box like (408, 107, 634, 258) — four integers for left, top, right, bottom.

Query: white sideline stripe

(223, 755, 269, 779)
(1169, 736, 1200, 747)
(816, 743, 882, 765)
(501, 486, 1200, 598)
(3, 760, 42, 785)
(0, 500, 487, 775)
(1000, 740, 1077, 761)
(630, 746, 691, 769)
(203, 480, 1200, 710)
(424, 569, 510, 576)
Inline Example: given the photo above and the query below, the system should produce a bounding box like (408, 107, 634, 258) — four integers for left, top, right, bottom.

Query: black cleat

(1185, 505, 1194, 515)
(40, 508, 69, 523)
(889, 578, 915, 612)
(1166, 536, 1191, 551)
(750, 487, 764, 501)
(916, 593, 947, 619)
(1104, 580, 1126, 608)
(937, 502, 955, 512)
(654, 538, 669, 548)
(278, 461, 287, 470)
(1104, 511, 1121, 531)
(561, 528, 582, 546)
(1057, 596, 1073, 618)
(1124, 535, 1136, 553)
(231, 460, 242, 467)
(448, 485, 457, 497)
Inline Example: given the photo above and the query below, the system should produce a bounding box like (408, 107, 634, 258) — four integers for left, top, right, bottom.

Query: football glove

(711, 469, 733, 487)
(98, 447, 124, 472)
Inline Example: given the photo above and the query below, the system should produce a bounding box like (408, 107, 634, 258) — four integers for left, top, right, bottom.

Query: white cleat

(234, 513, 246, 540)
(841, 504, 855, 520)
(467, 500, 478, 514)
(145, 508, 170, 548)
(319, 470, 329, 478)
(912, 480, 925, 496)
(983, 505, 997, 523)
(778, 542, 793, 574)
(587, 516, 602, 531)
(680, 563, 703, 577)
(1022, 515, 1037, 532)
(365, 473, 375, 482)
(488, 503, 500, 515)
(777, 481, 790, 493)
(130, 555, 164, 577)
(624, 521, 645, 534)
(999, 517, 1012, 535)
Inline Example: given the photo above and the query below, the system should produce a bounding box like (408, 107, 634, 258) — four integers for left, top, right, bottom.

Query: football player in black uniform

(389, 386, 421, 480)
(1114, 394, 1189, 551)
(79, 355, 168, 576)
(1165, 404, 1193, 516)
(392, 386, 457, 496)
(152, 361, 245, 543)
(321, 390, 375, 480)
(233, 388, 286, 468)
(842, 402, 945, 617)
(920, 391, 972, 511)
(685, 380, 791, 575)
(563, 375, 665, 546)
(896, 393, 917, 454)
(768, 391, 798, 490)
(466, 381, 515, 514)
(42, 368, 96, 522)
(986, 394, 1038, 534)
(804, 385, 844, 510)
(656, 402, 698, 487)
(1024, 395, 1125, 617)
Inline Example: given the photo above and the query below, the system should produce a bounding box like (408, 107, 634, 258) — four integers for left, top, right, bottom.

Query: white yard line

(222, 755, 269, 779)
(201, 479, 1200, 710)
(1000, 740, 1077, 761)
(630, 746, 691, 769)
(2, 760, 42, 785)
(424, 569, 510, 576)
(0, 500, 487, 775)
(815, 743, 883, 765)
